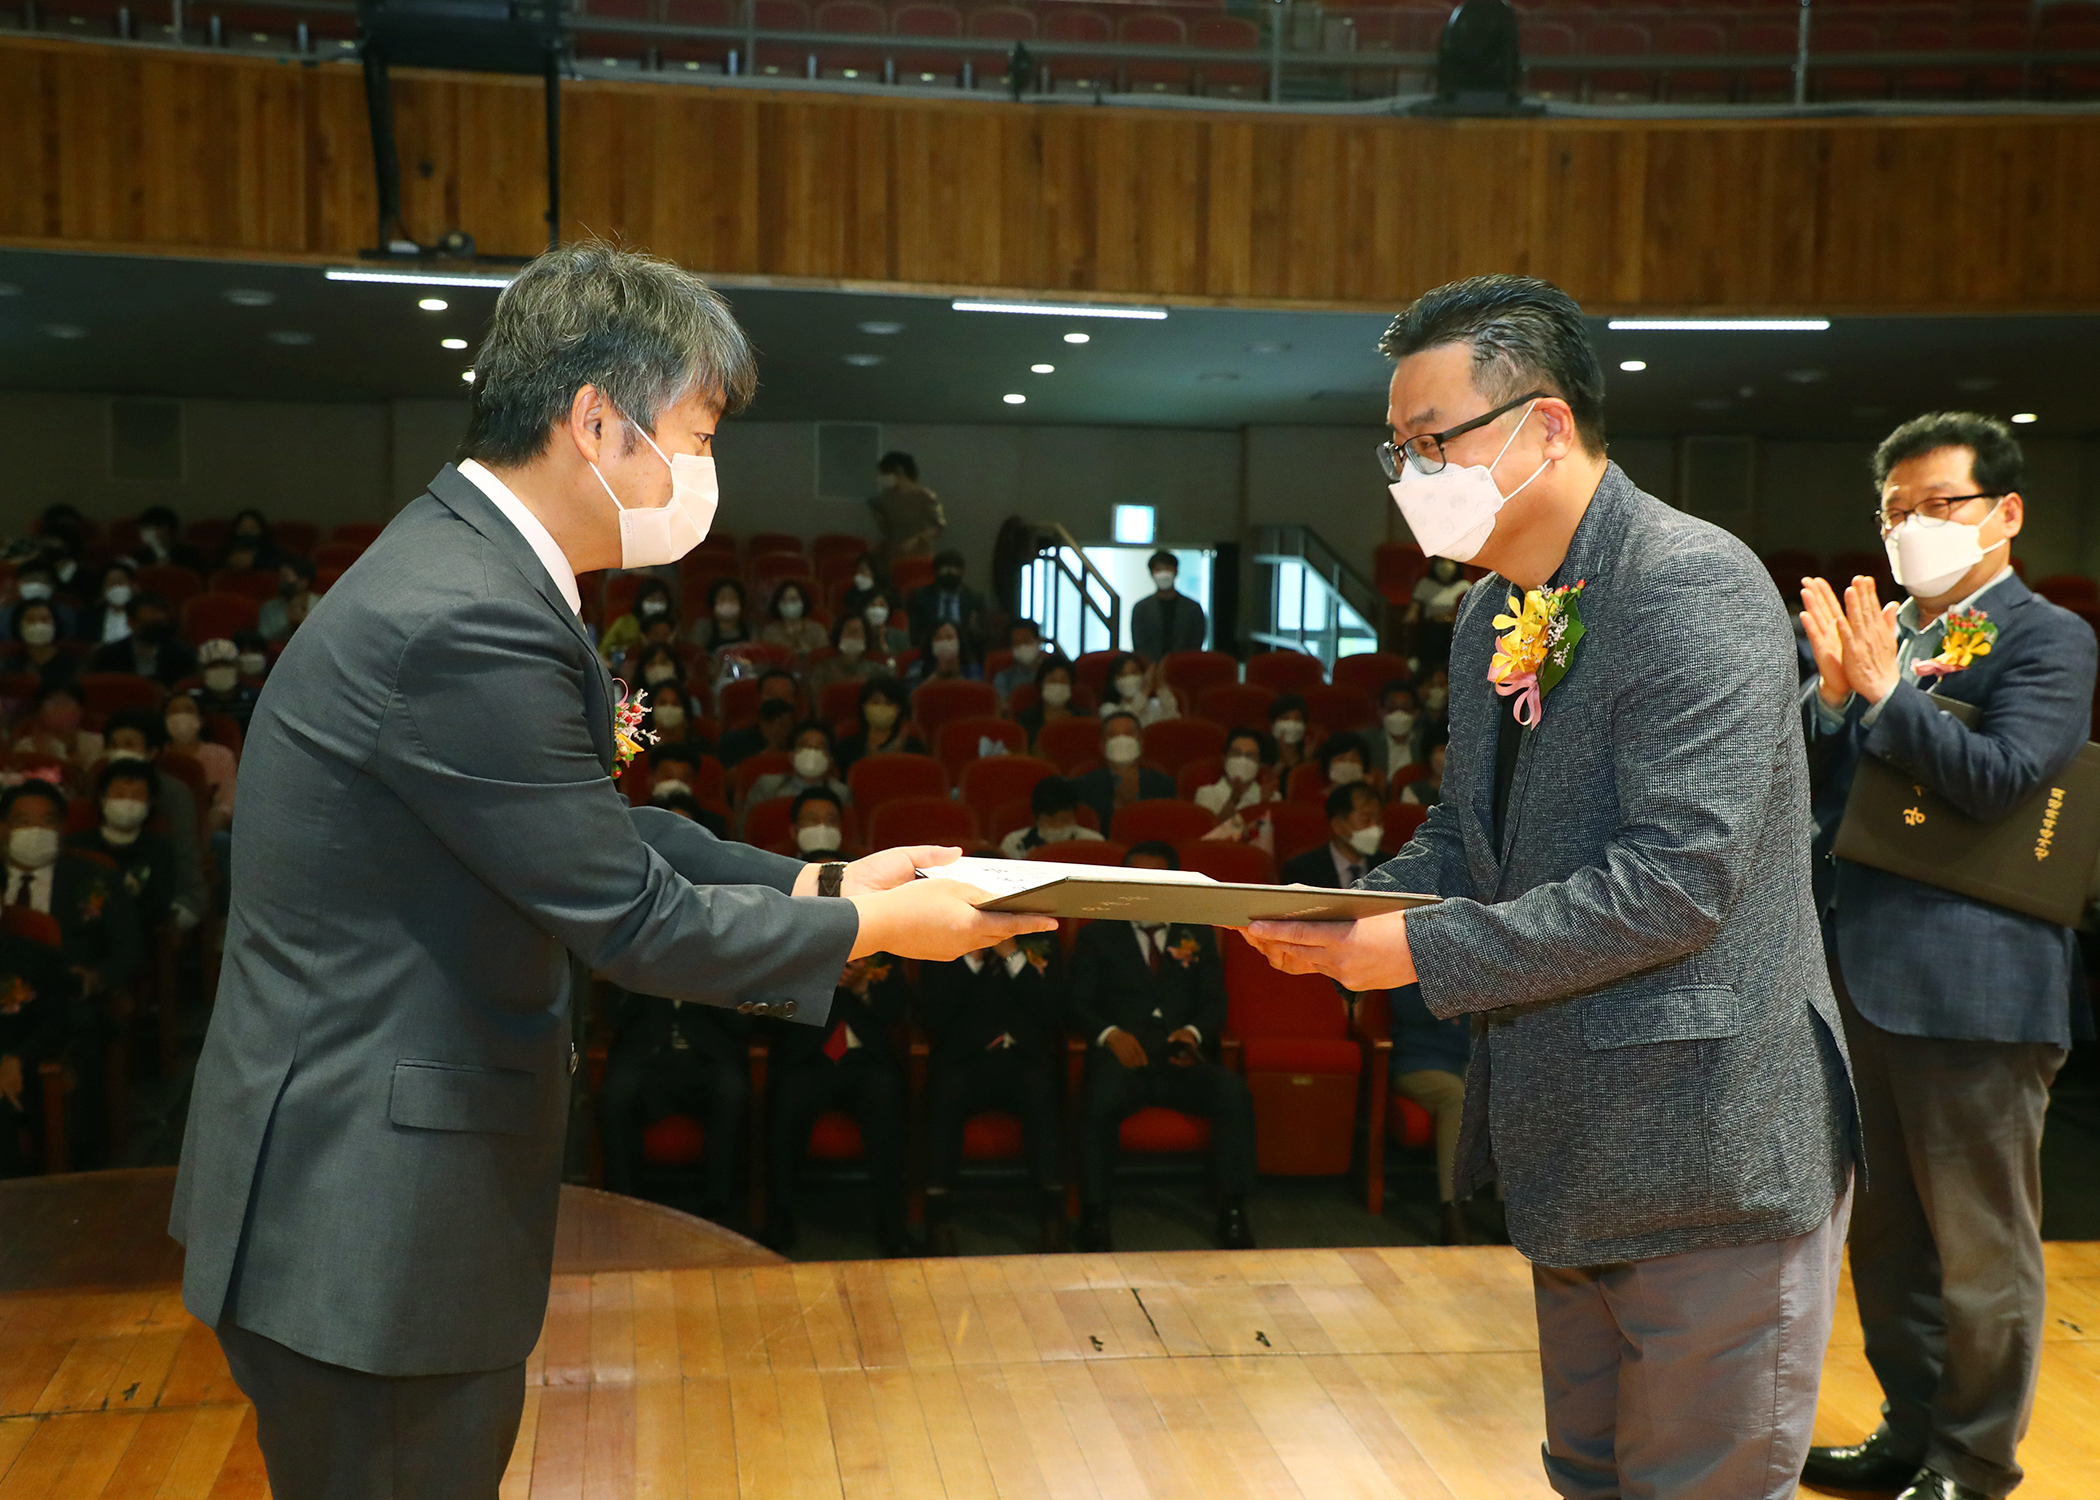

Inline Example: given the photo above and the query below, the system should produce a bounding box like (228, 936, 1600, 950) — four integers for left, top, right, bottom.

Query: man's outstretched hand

(1242, 909, 1417, 992)
(791, 844, 966, 898)
(806, 844, 1055, 962)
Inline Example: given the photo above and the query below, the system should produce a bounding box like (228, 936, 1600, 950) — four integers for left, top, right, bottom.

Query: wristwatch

(816, 861, 848, 898)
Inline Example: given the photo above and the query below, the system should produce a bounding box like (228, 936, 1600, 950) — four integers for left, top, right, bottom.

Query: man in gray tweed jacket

(1249, 275, 1858, 1500)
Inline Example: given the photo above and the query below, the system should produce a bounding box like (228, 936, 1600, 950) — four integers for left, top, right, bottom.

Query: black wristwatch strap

(816, 861, 848, 898)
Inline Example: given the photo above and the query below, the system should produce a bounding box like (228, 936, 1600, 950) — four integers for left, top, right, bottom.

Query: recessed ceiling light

(1737, 385, 1757, 399)
(1609, 318, 1829, 332)
(857, 320, 905, 335)
(1245, 341, 1291, 354)
(0, 282, 22, 297)
(1782, 368, 1827, 384)
(41, 324, 86, 340)
(842, 353, 884, 367)
(1003, 393, 1026, 405)
(325, 268, 514, 289)
(2011, 412, 2038, 424)
(418, 297, 449, 312)
(461, 369, 477, 382)
(1063, 332, 1090, 345)
(267, 330, 314, 346)
(954, 299, 1167, 320)
(223, 288, 276, 307)
(441, 337, 468, 350)
(1030, 363, 1054, 374)
(1619, 360, 1647, 372)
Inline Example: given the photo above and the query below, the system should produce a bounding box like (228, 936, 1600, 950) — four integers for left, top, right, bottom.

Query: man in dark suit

(597, 988, 753, 1226)
(906, 548, 986, 649)
(919, 932, 1066, 1255)
(760, 951, 910, 1256)
(169, 242, 1049, 1500)
(1069, 842, 1256, 1253)
(1798, 413, 2094, 1500)
(0, 927, 70, 1179)
(1129, 551, 1208, 661)
(1281, 782, 1391, 888)
(1069, 710, 1174, 839)
(87, 591, 197, 685)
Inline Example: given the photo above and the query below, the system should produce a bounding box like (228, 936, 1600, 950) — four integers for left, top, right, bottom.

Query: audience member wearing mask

(101, 707, 209, 932)
(866, 450, 945, 565)
(839, 553, 886, 621)
(991, 620, 1046, 707)
(808, 614, 887, 699)
(12, 683, 102, 787)
(33, 524, 90, 613)
(1368, 680, 1424, 786)
(86, 564, 137, 646)
(835, 676, 924, 772)
(1097, 652, 1179, 728)
(744, 722, 852, 822)
(257, 556, 319, 644)
(920, 928, 1067, 1256)
(1070, 711, 1173, 839)
(759, 580, 827, 661)
(1281, 782, 1390, 889)
(195, 639, 262, 732)
(8, 564, 79, 642)
(596, 981, 754, 1228)
(998, 775, 1104, 859)
(643, 745, 714, 813)
(906, 620, 980, 689)
(66, 762, 178, 928)
(164, 693, 237, 832)
(1129, 551, 1207, 663)
(89, 593, 197, 686)
(215, 509, 279, 572)
(785, 786, 852, 859)
(859, 588, 911, 657)
(1407, 556, 1473, 667)
(135, 505, 206, 573)
(0, 923, 69, 1179)
(1193, 727, 1279, 824)
(1070, 841, 1255, 1253)
(907, 549, 985, 650)
(760, 950, 911, 1256)
(1015, 658, 1082, 750)
(1399, 741, 1449, 808)
(1416, 665, 1451, 731)
(3, 602, 79, 692)
(1313, 732, 1379, 800)
(642, 683, 707, 752)
(599, 578, 677, 666)
(691, 578, 753, 656)
(715, 670, 800, 768)
(631, 643, 687, 699)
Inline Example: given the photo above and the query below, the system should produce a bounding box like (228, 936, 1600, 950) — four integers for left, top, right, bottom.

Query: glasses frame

(1875, 492, 2001, 537)
(1379, 388, 1551, 481)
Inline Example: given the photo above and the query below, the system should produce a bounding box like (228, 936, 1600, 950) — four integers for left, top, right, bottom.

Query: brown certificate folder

(1832, 692, 2100, 927)
(978, 878, 1437, 925)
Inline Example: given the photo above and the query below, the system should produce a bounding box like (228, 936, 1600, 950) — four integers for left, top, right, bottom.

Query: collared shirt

(1328, 842, 1368, 889)
(457, 459, 583, 617)
(962, 947, 1029, 1049)
(1097, 924, 1201, 1047)
(1812, 565, 2015, 733)
(4, 863, 55, 914)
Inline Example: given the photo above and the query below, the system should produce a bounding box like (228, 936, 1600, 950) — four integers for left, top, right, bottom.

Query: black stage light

(1410, 0, 1545, 117)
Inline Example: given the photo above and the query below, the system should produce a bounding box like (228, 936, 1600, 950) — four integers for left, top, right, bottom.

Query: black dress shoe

(1216, 1201, 1256, 1250)
(1078, 1207, 1114, 1253)
(1801, 1427, 1924, 1494)
(1895, 1469, 1988, 1500)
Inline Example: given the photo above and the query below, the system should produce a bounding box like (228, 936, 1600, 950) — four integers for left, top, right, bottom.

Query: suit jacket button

(737, 1001, 754, 1014)
(782, 1000, 797, 1019)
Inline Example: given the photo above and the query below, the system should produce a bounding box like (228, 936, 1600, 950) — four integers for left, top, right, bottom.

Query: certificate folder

(1833, 692, 2100, 928)
(917, 857, 1437, 925)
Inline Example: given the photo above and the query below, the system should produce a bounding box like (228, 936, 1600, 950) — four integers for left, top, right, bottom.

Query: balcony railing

(1251, 524, 1383, 667)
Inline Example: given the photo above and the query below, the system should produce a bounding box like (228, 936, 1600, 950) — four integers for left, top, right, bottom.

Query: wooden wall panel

(5, 36, 2100, 313)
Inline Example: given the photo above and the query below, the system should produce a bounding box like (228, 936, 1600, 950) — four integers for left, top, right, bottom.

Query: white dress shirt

(457, 459, 583, 617)
(4, 863, 55, 914)
(1096, 924, 1200, 1047)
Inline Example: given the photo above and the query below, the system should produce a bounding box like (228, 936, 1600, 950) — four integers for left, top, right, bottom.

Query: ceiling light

(1608, 318, 1828, 332)
(2011, 412, 2037, 424)
(1782, 368, 1827, 384)
(223, 288, 276, 307)
(1245, 341, 1291, 354)
(1619, 360, 1647, 372)
(1030, 363, 1054, 374)
(953, 299, 1167, 320)
(41, 324, 86, 339)
(441, 337, 468, 350)
(325, 268, 514, 289)
(418, 297, 449, 312)
(1002, 393, 1026, 405)
(0, 282, 22, 297)
(857, 320, 904, 335)
(462, 369, 476, 382)
(267, 330, 314, 346)
(1063, 332, 1090, 345)
(842, 353, 884, 367)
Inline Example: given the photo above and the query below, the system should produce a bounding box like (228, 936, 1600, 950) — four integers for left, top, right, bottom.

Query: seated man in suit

(101, 707, 209, 932)
(87, 591, 198, 686)
(716, 671, 800, 768)
(1069, 711, 1174, 840)
(920, 931, 1066, 1255)
(1281, 782, 1390, 888)
(786, 786, 851, 859)
(761, 952, 910, 1256)
(906, 549, 985, 649)
(998, 775, 1105, 859)
(597, 984, 754, 1228)
(0, 927, 71, 1179)
(1069, 841, 1256, 1253)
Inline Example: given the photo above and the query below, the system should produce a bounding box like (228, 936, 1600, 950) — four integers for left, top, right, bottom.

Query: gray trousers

(1532, 1186, 1852, 1500)
(216, 1321, 527, 1500)
(1837, 982, 2064, 1497)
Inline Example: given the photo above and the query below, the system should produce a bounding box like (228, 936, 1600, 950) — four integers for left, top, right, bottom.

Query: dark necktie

(8, 870, 32, 907)
(1347, 862, 1365, 884)
(1144, 928, 1162, 975)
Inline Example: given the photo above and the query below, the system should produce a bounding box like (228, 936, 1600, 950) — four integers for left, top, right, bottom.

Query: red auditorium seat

(187, 520, 231, 554)
(1655, 17, 1730, 102)
(934, 715, 1028, 778)
(745, 531, 805, 557)
(274, 520, 320, 556)
(1287, 763, 1334, 808)
(1191, 12, 1263, 95)
(605, 572, 647, 622)
(911, 679, 998, 738)
(1112, 799, 1215, 846)
(1733, 19, 1799, 101)
(641, 1114, 708, 1167)
(1373, 543, 1429, 607)
(1176, 756, 1224, 801)
(753, 0, 811, 73)
(1812, 15, 1888, 99)
(961, 1109, 1028, 1164)
(134, 565, 202, 611)
(1265, 800, 1328, 863)
(209, 569, 279, 602)
(890, 555, 936, 595)
(1330, 651, 1409, 699)
(2036, 575, 2100, 609)
(1119, 1107, 1210, 1153)
(1140, 717, 1226, 773)
(1173, 838, 1274, 884)
(76, 673, 166, 715)
(867, 795, 978, 850)
(1159, 650, 1237, 699)
(891, 0, 963, 81)
(2041, 6, 2100, 95)
(183, 592, 260, 644)
(1382, 801, 1430, 851)
(1221, 930, 1369, 1178)
(964, 3, 1036, 80)
(332, 521, 384, 547)
(1073, 650, 1123, 702)
(1302, 684, 1377, 733)
(749, 554, 813, 599)
(1888, 13, 1965, 97)
(1580, 17, 1654, 101)
(1520, 19, 1579, 98)
(743, 795, 795, 850)
(1245, 650, 1324, 694)
(847, 751, 948, 811)
(717, 678, 762, 728)
(1034, 715, 1107, 775)
(1195, 683, 1275, 729)
(807, 1110, 865, 1160)
(732, 750, 791, 806)
(1118, 9, 1189, 91)
(818, 679, 867, 727)
(811, 532, 866, 564)
(1042, 5, 1113, 90)
(959, 754, 1058, 831)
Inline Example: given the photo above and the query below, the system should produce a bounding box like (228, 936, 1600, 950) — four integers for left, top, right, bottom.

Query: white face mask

(1420, 687, 1448, 713)
(1274, 718, 1306, 745)
(1224, 754, 1259, 783)
(853, 571, 874, 591)
(588, 419, 719, 570)
(19, 582, 52, 601)
(637, 597, 669, 618)
(1012, 643, 1040, 668)
(792, 747, 831, 781)
(166, 712, 201, 743)
(778, 597, 805, 621)
(1884, 500, 2000, 599)
(653, 703, 686, 729)
(108, 747, 149, 763)
(796, 822, 843, 853)
(1037, 820, 1082, 842)
(652, 778, 691, 801)
(1115, 673, 1145, 701)
(839, 634, 866, 658)
(1152, 571, 1176, 591)
(1383, 709, 1416, 739)
(8, 826, 59, 870)
(237, 653, 268, 677)
(206, 665, 242, 693)
(1328, 760, 1364, 785)
(644, 663, 677, 685)
(932, 637, 959, 661)
(714, 599, 741, 622)
(21, 621, 55, 647)
(1041, 681, 1072, 708)
(103, 797, 151, 831)
(864, 702, 899, 729)
(1348, 823, 1383, 856)
(105, 584, 133, 608)
(1387, 399, 1548, 563)
(1104, 734, 1141, 766)
(864, 604, 890, 626)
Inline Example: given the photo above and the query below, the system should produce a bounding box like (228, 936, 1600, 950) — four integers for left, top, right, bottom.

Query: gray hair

(461, 240, 757, 467)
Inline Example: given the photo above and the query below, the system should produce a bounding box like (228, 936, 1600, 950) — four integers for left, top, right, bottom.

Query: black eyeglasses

(1875, 493, 2001, 538)
(1378, 389, 1549, 481)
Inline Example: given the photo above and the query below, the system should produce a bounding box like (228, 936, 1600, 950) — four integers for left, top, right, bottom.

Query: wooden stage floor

(2, 1173, 2097, 1498)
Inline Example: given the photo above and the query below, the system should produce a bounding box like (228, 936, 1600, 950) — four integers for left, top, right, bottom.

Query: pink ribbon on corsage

(1495, 670, 1543, 728)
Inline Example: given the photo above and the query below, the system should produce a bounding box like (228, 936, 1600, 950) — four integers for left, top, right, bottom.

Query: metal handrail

(1251, 524, 1385, 666)
(1021, 521, 1120, 661)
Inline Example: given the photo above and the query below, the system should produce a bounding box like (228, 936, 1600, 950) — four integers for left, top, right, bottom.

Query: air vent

(109, 399, 184, 482)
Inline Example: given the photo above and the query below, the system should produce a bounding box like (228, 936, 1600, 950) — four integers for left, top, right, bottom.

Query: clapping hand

(1803, 575, 1902, 707)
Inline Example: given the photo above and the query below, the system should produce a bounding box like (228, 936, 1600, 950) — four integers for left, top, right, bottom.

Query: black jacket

(1130, 591, 1208, 661)
(766, 955, 908, 1070)
(1069, 764, 1175, 840)
(41, 854, 145, 996)
(1068, 920, 1226, 1063)
(0, 931, 70, 1065)
(607, 990, 753, 1067)
(906, 582, 986, 646)
(919, 937, 1063, 1060)
(1280, 843, 1391, 889)
(66, 827, 178, 927)
(89, 634, 199, 686)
